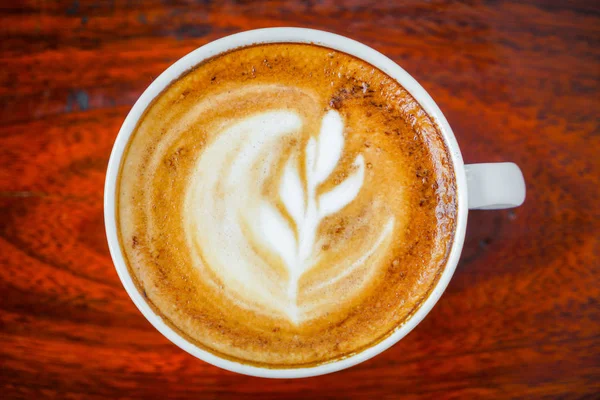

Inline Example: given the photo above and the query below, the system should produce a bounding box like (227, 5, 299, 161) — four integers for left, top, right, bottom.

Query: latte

(117, 43, 456, 367)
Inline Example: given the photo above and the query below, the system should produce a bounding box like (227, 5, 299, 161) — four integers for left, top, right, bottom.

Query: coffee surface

(117, 43, 456, 367)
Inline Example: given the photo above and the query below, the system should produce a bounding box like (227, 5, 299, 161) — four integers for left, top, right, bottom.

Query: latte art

(186, 108, 394, 323)
(117, 44, 456, 367)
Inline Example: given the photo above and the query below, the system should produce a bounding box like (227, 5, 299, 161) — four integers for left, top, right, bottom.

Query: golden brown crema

(117, 43, 457, 367)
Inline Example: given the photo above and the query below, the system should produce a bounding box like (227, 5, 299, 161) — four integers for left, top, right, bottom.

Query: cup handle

(465, 162, 526, 210)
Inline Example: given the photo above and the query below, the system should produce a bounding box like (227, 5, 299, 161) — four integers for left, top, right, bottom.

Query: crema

(117, 43, 456, 367)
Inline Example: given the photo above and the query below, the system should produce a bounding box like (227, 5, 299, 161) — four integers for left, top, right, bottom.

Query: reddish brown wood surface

(1, 1, 599, 398)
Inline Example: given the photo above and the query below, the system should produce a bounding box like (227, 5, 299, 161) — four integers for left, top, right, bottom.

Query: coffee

(117, 43, 456, 367)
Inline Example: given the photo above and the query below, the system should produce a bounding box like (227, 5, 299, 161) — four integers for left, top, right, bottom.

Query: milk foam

(119, 44, 458, 365)
(185, 108, 394, 323)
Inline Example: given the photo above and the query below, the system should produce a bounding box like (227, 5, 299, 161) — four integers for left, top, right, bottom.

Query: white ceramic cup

(104, 28, 526, 378)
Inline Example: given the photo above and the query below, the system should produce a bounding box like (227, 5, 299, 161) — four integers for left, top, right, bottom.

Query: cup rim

(104, 27, 468, 378)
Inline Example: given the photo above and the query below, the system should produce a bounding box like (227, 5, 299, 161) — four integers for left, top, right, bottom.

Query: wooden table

(2, 1, 598, 398)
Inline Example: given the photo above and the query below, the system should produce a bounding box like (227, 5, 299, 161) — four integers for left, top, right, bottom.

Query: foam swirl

(184, 108, 394, 323)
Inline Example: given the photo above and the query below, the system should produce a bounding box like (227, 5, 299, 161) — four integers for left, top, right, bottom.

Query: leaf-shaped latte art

(186, 105, 395, 324)
(259, 110, 369, 322)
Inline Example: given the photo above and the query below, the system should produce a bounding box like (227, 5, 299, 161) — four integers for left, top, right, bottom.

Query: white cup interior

(104, 27, 468, 378)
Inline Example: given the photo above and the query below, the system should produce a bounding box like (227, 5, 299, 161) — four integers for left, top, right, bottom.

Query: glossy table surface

(1, 1, 599, 398)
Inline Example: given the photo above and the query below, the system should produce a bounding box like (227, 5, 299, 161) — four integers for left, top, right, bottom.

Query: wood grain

(1, 0, 599, 398)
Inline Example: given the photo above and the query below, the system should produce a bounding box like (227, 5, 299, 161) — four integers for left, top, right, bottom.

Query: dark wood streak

(1, 0, 599, 398)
